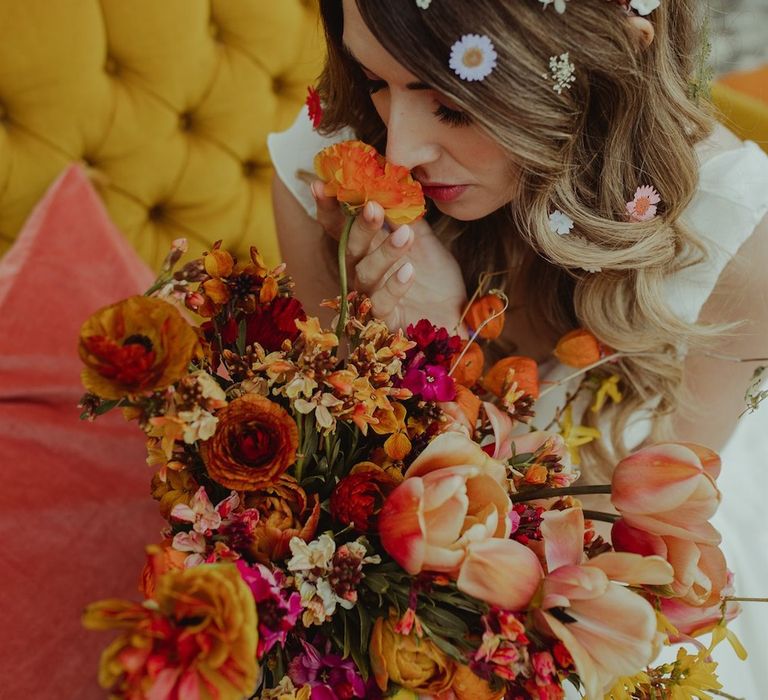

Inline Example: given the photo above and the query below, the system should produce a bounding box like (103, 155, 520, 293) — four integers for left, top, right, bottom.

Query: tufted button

(208, 22, 220, 40)
(104, 56, 119, 76)
(148, 204, 166, 222)
(179, 112, 194, 131)
(271, 76, 285, 95)
(0, 102, 6, 122)
(242, 160, 260, 178)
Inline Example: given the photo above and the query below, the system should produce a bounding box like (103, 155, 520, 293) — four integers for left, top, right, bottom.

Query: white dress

(269, 107, 768, 698)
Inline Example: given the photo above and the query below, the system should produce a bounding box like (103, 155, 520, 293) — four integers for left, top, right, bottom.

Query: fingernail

(310, 181, 321, 200)
(390, 225, 411, 248)
(396, 262, 414, 284)
(363, 201, 376, 222)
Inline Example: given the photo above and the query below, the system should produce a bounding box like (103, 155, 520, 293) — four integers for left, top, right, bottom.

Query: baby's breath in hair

(545, 52, 576, 94)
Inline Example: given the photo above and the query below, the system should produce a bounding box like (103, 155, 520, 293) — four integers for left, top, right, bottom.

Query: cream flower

(415, 0, 432, 8)
(449, 34, 498, 82)
(548, 210, 574, 235)
(539, 0, 568, 12)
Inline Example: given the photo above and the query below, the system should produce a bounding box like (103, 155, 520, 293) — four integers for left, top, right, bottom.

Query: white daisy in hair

(630, 0, 661, 16)
(449, 34, 498, 82)
(548, 210, 574, 235)
(415, 0, 432, 8)
(539, 0, 569, 12)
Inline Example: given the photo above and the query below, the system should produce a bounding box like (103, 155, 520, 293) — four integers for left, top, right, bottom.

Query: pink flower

(535, 508, 673, 699)
(610, 442, 727, 605)
(235, 560, 301, 658)
(379, 432, 543, 610)
(626, 185, 661, 221)
(170, 487, 239, 535)
(660, 570, 741, 642)
(402, 364, 456, 401)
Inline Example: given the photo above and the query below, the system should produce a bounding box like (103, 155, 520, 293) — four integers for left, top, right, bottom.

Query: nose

(384, 94, 440, 171)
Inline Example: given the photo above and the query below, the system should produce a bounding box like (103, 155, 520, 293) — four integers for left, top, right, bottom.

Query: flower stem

(335, 215, 355, 340)
(582, 509, 619, 524)
(510, 484, 612, 503)
(724, 596, 768, 603)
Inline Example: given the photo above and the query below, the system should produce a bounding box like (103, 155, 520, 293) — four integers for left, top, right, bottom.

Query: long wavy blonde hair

(317, 0, 718, 470)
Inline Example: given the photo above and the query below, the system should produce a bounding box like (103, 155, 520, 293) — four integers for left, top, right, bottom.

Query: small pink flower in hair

(305, 86, 323, 130)
(626, 185, 661, 221)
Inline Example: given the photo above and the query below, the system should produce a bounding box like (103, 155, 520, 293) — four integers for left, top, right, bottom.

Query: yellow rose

(369, 612, 455, 695)
(451, 663, 505, 700)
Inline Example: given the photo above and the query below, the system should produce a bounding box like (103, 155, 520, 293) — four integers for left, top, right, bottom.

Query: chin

(432, 199, 500, 222)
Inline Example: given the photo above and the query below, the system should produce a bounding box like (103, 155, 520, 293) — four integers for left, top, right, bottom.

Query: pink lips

(419, 183, 468, 203)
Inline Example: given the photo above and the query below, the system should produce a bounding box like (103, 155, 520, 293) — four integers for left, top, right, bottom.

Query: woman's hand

(312, 181, 467, 333)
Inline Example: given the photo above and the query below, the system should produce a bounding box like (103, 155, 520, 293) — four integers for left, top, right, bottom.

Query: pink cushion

(0, 165, 164, 698)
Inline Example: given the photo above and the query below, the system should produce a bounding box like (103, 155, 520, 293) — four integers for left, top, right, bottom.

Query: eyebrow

(342, 42, 432, 91)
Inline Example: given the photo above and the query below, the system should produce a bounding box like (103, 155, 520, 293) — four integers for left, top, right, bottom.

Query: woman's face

(341, 0, 518, 221)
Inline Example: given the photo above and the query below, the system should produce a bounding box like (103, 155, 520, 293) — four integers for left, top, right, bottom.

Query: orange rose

(482, 356, 540, 399)
(201, 394, 298, 491)
(465, 293, 506, 340)
(553, 328, 610, 368)
(314, 140, 425, 225)
(451, 664, 505, 700)
(243, 475, 321, 563)
(79, 296, 199, 399)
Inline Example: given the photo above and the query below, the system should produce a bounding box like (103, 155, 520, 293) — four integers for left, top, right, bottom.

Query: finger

(311, 180, 346, 240)
(354, 224, 414, 292)
(346, 201, 386, 262)
(369, 261, 415, 320)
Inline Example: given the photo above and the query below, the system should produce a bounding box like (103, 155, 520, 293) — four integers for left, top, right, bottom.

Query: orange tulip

(451, 341, 485, 387)
(465, 293, 506, 340)
(482, 356, 539, 399)
(553, 328, 609, 368)
(313, 140, 425, 226)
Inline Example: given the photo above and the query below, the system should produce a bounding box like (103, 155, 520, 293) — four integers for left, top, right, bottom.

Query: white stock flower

(539, 0, 569, 12)
(630, 0, 661, 16)
(548, 210, 575, 235)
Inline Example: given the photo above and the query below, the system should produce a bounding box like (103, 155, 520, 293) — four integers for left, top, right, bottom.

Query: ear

(627, 16, 655, 50)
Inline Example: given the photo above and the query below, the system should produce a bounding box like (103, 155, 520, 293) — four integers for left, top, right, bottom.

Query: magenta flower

(402, 364, 456, 402)
(235, 560, 301, 658)
(288, 639, 366, 699)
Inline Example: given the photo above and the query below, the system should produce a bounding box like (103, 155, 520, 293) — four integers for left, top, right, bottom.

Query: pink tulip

(612, 519, 727, 606)
(379, 433, 511, 576)
(611, 443, 722, 545)
(536, 508, 673, 699)
(456, 537, 543, 610)
(611, 442, 727, 606)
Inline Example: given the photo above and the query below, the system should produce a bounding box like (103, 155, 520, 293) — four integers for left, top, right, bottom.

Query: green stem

(335, 215, 355, 340)
(582, 509, 619, 524)
(510, 484, 612, 503)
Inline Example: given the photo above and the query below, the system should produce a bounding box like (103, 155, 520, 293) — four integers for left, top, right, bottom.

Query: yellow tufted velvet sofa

(0, 0, 324, 270)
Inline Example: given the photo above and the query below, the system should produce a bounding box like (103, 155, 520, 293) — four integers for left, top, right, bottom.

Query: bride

(269, 0, 768, 696)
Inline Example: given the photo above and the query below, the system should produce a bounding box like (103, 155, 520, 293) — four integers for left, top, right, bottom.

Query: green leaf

(236, 317, 247, 355)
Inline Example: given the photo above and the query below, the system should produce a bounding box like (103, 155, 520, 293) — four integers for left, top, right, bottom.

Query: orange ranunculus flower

(151, 468, 199, 519)
(314, 140, 425, 226)
(201, 394, 298, 491)
(369, 611, 455, 695)
(441, 383, 482, 434)
(482, 356, 540, 399)
(79, 295, 199, 399)
(244, 475, 321, 563)
(553, 328, 610, 368)
(451, 341, 485, 387)
(465, 293, 506, 340)
(451, 664, 505, 700)
(83, 563, 259, 700)
(139, 542, 187, 598)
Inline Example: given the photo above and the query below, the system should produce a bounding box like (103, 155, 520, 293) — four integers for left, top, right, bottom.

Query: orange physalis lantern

(465, 293, 506, 340)
(554, 328, 609, 368)
(482, 356, 540, 399)
(451, 341, 485, 387)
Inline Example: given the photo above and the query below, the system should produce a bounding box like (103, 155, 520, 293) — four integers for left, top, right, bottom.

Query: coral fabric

(0, 165, 164, 698)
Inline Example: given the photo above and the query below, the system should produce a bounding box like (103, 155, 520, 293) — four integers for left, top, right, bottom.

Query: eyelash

(362, 79, 472, 128)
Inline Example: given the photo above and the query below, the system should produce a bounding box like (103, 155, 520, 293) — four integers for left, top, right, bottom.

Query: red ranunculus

(245, 296, 306, 351)
(330, 465, 399, 533)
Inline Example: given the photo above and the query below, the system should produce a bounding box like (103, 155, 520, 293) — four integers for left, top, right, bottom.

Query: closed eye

(434, 103, 472, 128)
(363, 77, 387, 95)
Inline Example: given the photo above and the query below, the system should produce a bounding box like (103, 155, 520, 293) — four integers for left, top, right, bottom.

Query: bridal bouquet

(79, 140, 743, 700)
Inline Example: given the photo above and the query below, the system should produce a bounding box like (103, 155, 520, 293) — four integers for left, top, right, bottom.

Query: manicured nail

(396, 262, 414, 284)
(311, 181, 324, 200)
(390, 225, 411, 248)
(363, 201, 376, 223)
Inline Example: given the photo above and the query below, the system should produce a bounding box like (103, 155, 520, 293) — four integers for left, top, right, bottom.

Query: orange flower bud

(202, 278, 231, 305)
(482, 356, 539, 399)
(554, 328, 608, 368)
(204, 248, 234, 279)
(453, 384, 481, 430)
(259, 275, 278, 304)
(524, 463, 549, 485)
(451, 341, 485, 387)
(465, 294, 506, 340)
